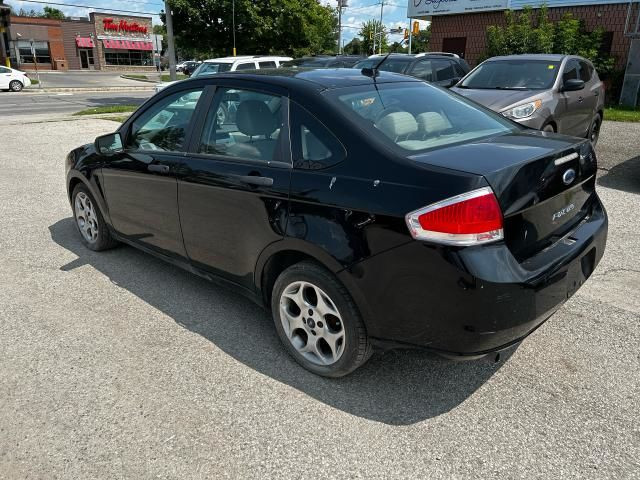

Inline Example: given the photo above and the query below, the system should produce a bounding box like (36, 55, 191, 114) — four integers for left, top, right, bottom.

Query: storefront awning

(75, 37, 95, 48)
(102, 40, 153, 51)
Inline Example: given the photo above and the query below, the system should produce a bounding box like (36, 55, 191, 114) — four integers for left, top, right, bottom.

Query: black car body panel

(66, 69, 607, 358)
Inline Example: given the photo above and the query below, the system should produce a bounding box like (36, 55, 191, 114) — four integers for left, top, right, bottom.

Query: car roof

(485, 54, 570, 62)
(177, 67, 422, 91)
(202, 56, 290, 64)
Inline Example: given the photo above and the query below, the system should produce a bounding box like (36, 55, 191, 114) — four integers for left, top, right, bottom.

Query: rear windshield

(192, 62, 233, 77)
(326, 82, 518, 153)
(353, 58, 411, 74)
(459, 60, 561, 90)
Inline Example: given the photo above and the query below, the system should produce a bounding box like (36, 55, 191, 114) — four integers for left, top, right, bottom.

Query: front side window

(410, 60, 433, 81)
(459, 60, 561, 90)
(579, 61, 593, 82)
(562, 60, 580, 83)
(127, 89, 203, 152)
(433, 59, 456, 81)
(199, 88, 284, 163)
(328, 82, 518, 153)
(192, 62, 232, 77)
(290, 102, 345, 169)
(0, 67, 10, 74)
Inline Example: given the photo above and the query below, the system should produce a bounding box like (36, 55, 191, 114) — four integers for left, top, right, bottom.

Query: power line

(9, 0, 163, 15)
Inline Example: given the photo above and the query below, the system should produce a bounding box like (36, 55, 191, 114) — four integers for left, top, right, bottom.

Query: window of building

(442, 37, 467, 59)
(15, 40, 51, 64)
(199, 88, 284, 164)
(104, 49, 153, 66)
(290, 102, 345, 170)
(127, 89, 203, 152)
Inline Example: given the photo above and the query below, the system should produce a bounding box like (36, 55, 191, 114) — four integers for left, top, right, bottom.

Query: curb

(120, 75, 159, 84)
(21, 86, 155, 94)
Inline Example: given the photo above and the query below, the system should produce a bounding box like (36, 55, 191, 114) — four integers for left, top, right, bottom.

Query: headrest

(235, 100, 278, 137)
(376, 112, 418, 140)
(415, 112, 451, 135)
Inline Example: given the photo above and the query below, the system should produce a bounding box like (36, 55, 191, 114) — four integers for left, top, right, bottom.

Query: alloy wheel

(9, 81, 23, 92)
(279, 281, 346, 366)
(590, 116, 601, 145)
(74, 192, 99, 243)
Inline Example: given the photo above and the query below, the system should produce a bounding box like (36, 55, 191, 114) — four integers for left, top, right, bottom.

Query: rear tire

(271, 261, 373, 377)
(9, 80, 23, 92)
(71, 184, 119, 251)
(588, 114, 602, 146)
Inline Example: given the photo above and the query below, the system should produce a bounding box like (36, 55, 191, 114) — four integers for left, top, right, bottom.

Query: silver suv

(452, 54, 605, 145)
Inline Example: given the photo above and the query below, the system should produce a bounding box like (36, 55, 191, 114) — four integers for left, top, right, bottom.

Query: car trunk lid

(409, 131, 598, 260)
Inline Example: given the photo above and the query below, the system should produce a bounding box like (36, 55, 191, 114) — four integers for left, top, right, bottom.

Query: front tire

(9, 80, 23, 92)
(72, 184, 118, 251)
(271, 261, 373, 377)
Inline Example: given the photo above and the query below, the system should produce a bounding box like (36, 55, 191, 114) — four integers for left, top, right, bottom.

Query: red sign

(102, 18, 148, 34)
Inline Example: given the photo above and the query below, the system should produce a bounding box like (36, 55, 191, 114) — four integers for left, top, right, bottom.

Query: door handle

(236, 175, 274, 187)
(148, 164, 170, 174)
(578, 96, 583, 102)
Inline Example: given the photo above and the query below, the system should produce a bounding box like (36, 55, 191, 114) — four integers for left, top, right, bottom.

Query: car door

(178, 83, 291, 290)
(578, 60, 600, 136)
(0, 67, 11, 89)
(557, 59, 584, 136)
(100, 87, 205, 260)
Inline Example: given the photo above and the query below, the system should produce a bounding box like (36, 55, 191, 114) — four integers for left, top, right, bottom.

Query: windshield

(353, 58, 411, 74)
(192, 62, 233, 77)
(459, 60, 561, 90)
(327, 82, 518, 153)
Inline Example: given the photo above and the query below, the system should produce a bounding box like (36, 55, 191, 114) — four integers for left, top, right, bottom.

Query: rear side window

(410, 60, 433, 81)
(127, 89, 203, 152)
(235, 62, 256, 71)
(259, 61, 277, 68)
(290, 102, 345, 169)
(433, 59, 456, 81)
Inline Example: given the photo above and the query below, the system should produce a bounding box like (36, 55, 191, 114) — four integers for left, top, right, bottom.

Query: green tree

(163, 0, 337, 58)
(358, 19, 387, 54)
(410, 25, 431, 53)
(41, 6, 65, 19)
(485, 7, 615, 75)
(343, 37, 362, 55)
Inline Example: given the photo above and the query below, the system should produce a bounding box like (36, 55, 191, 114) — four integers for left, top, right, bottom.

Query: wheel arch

(66, 171, 111, 225)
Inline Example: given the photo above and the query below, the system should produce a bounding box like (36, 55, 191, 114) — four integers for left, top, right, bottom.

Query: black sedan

(65, 69, 607, 377)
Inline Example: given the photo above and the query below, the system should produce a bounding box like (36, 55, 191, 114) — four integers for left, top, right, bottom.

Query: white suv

(154, 55, 292, 93)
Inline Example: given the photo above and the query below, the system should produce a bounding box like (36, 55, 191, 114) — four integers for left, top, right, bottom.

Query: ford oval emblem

(562, 168, 576, 185)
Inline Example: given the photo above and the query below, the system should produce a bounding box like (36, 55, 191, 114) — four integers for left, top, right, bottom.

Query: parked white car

(0, 66, 32, 92)
(154, 55, 292, 93)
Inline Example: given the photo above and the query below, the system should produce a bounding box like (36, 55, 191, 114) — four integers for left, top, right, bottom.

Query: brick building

(410, 0, 636, 69)
(5, 12, 154, 71)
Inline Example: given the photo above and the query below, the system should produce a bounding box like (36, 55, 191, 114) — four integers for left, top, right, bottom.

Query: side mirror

(447, 77, 461, 88)
(562, 78, 585, 92)
(95, 132, 123, 156)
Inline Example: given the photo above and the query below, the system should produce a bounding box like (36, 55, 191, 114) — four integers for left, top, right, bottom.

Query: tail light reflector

(405, 187, 504, 246)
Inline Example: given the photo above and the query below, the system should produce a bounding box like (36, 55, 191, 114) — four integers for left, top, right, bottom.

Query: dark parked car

(281, 55, 365, 69)
(66, 69, 607, 377)
(353, 53, 470, 87)
(452, 54, 605, 144)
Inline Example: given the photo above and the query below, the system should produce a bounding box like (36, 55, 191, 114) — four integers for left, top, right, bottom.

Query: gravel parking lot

(0, 117, 638, 479)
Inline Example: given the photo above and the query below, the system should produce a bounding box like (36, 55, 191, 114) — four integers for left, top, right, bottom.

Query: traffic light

(369, 31, 373, 41)
(412, 21, 420, 35)
(404, 28, 409, 40)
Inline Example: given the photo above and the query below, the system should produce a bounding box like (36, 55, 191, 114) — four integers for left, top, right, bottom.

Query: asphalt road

(0, 90, 152, 118)
(23, 71, 161, 89)
(0, 118, 638, 478)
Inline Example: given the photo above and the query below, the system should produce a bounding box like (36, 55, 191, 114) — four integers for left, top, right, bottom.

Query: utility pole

(408, 18, 413, 54)
(165, 0, 177, 81)
(337, 0, 346, 55)
(378, 0, 384, 54)
(232, 0, 236, 56)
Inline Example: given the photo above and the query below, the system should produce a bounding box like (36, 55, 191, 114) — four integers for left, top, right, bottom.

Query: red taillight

(406, 187, 504, 246)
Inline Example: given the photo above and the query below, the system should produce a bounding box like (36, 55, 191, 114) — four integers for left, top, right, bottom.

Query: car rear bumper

(339, 197, 608, 356)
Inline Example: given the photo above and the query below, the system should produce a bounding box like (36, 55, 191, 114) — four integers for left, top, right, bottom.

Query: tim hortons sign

(102, 18, 149, 34)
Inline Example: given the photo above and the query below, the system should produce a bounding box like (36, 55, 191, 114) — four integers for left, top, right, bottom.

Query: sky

(6, 0, 428, 46)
